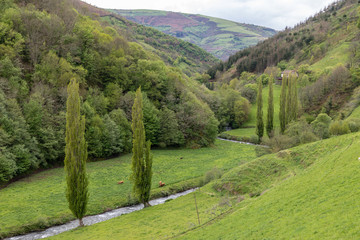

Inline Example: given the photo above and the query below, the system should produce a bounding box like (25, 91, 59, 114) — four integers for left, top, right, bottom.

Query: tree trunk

(79, 218, 84, 227)
(144, 202, 151, 208)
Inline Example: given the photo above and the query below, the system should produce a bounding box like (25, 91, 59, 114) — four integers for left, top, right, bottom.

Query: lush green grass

(224, 127, 256, 138)
(181, 133, 360, 239)
(50, 185, 233, 240)
(310, 41, 351, 72)
(348, 105, 360, 119)
(0, 140, 256, 238)
(50, 132, 360, 239)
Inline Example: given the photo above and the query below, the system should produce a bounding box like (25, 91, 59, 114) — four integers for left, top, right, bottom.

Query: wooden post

(194, 192, 201, 225)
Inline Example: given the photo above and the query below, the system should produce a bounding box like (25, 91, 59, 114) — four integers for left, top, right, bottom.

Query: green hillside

(181, 133, 360, 239)
(49, 132, 360, 239)
(208, 0, 360, 120)
(110, 9, 277, 60)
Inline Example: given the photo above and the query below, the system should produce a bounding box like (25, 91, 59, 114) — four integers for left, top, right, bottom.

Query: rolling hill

(208, 0, 360, 119)
(109, 9, 277, 60)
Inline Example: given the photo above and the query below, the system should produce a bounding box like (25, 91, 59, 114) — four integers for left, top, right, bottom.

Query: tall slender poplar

(64, 78, 89, 227)
(279, 76, 287, 134)
(131, 87, 153, 207)
(256, 78, 264, 140)
(266, 74, 274, 137)
(286, 76, 292, 124)
(292, 76, 298, 121)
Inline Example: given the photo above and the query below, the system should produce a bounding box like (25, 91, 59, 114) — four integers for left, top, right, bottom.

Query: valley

(1, 0, 360, 239)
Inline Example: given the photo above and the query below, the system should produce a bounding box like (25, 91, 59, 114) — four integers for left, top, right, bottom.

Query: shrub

(204, 167, 223, 184)
(329, 121, 350, 136)
(346, 118, 360, 132)
(311, 113, 332, 139)
(240, 84, 257, 104)
(262, 134, 297, 153)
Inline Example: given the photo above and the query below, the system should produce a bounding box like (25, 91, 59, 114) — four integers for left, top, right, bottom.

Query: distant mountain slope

(110, 9, 277, 60)
(76, 2, 219, 76)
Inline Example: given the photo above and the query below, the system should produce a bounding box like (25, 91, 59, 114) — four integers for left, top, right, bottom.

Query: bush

(329, 121, 350, 136)
(311, 113, 332, 139)
(346, 118, 360, 132)
(262, 134, 297, 153)
(204, 167, 223, 184)
(240, 84, 257, 104)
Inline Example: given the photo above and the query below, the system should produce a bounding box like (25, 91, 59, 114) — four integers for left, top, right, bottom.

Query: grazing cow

(159, 181, 166, 187)
(118, 180, 124, 184)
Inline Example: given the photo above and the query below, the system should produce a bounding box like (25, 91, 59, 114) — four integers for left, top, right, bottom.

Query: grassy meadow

(0, 140, 256, 238)
(50, 132, 360, 239)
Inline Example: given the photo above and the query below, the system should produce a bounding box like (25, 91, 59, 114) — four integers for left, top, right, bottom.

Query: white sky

(82, 0, 336, 30)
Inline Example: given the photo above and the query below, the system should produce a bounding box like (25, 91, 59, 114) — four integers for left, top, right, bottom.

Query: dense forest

(0, 0, 251, 183)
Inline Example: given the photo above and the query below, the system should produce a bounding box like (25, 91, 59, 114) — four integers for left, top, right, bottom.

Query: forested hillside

(0, 0, 253, 184)
(208, 0, 360, 119)
(110, 9, 276, 61)
(77, 2, 219, 76)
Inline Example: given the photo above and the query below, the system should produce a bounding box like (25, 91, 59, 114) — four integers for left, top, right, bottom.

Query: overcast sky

(82, 0, 336, 30)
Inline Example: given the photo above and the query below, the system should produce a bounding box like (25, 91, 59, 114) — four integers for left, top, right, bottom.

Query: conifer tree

(266, 74, 274, 137)
(256, 78, 264, 140)
(286, 76, 292, 124)
(279, 76, 287, 134)
(131, 87, 153, 207)
(64, 78, 88, 227)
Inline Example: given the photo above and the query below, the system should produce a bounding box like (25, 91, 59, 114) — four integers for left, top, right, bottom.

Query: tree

(131, 87, 153, 207)
(64, 78, 89, 227)
(291, 76, 298, 121)
(256, 78, 264, 140)
(286, 76, 293, 124)
(279, 76, 287, 133)
(266, 74, 274, 136)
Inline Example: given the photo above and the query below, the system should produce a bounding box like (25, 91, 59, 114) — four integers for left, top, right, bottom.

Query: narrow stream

(6, 188, 197, 240)
(217, 137, 269, 147)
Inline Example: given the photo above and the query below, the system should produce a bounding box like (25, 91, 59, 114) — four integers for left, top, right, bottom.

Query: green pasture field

(0, 140, 256, 238)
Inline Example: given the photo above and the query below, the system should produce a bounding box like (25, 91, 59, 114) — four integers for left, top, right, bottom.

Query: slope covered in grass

(49, 132, 360, 239)
(181, 133, 360, 239)
(0, 140, 256, 238)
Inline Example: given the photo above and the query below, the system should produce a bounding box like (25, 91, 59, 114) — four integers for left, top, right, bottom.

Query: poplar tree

(256, 78, 264, 140)
(292, 76, 298, 121)
(131, 87, 153, 207)
(64, 78, 88, 227)
(266, 74, 274, 137)
(279, 76, 287, 134)
(286, 76, 292, 124)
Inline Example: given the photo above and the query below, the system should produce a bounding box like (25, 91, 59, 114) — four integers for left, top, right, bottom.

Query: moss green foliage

(0, 139, 256, 238)
(111, 9, 276, 60)
(266, 75, 274, 136)
(131, 87, 153, 207)
(256, 79, 264, 139)
(64, 79, 89, 226)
